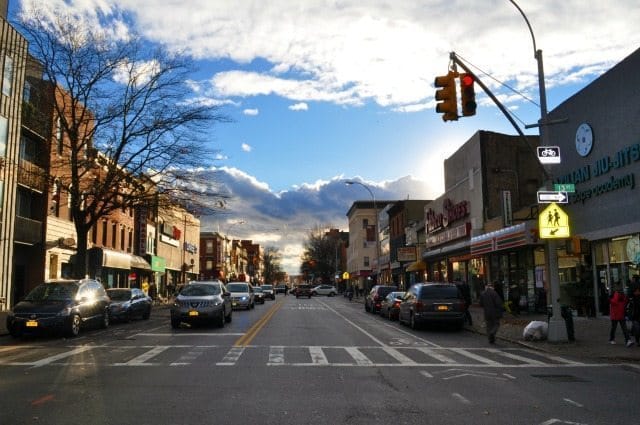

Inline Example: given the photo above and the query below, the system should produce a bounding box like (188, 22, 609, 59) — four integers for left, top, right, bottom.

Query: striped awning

(470, 222, 539, 255)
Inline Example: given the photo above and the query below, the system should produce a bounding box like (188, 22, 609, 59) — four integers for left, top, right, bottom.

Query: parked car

(398, 283, 466, 330)
(253, 286, 266, 304)
(312, 285, 337, 296)
(107, 287, 152, 322)
(170, 281, 232, 329)
(365, 285, 398, 313)
(6, 279, 110, 338)
(295, 284, 313, 298)
(379, 291, 405, 320)
(227, 282, 255, 310)
(261, 284, 276, 300)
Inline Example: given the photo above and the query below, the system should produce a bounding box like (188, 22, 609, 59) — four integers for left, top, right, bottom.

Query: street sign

(537, 146, 561, 164)
(539, 203, 570, 239)
(554, 183, 575, 193)
(537, 190, 568, 204)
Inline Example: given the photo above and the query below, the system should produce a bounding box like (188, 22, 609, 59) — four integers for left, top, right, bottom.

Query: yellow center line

(234, 298, 285, 347)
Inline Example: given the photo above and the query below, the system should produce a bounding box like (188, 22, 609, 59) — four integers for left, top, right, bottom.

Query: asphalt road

(1, 294, 638, 425)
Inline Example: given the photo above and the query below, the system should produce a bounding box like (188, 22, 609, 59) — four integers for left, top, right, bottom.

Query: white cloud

(24, 1, 640, 111)
(289, 102, 308, 111)
(243, 108, 259, 116)
(241, 143, 252, 152)
(112, 59, 160, 86)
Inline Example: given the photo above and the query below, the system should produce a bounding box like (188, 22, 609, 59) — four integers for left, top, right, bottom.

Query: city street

(1, 294, 638, 425)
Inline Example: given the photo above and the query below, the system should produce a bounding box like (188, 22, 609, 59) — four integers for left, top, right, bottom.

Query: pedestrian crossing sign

(539, 203, 570, 239)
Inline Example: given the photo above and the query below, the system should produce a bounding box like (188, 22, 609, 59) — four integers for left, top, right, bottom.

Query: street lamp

(510, 0, 567, 342)
(345, 180, 380, 288)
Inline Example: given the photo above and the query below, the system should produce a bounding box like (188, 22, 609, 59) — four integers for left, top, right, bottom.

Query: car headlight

(241, 296, 248, 301)
(212, 299, 222, 306)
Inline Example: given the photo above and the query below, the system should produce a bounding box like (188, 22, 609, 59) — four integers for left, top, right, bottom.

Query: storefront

(88, 247, 151, 288)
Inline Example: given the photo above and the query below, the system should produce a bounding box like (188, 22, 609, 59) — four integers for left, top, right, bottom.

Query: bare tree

(300, 229, 337, 284)
(18, 11, 229, 278)
(262, 246, 284, 285)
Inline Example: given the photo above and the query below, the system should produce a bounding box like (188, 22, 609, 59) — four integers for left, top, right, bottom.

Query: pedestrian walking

(628, 285, 640, 347)
(456, 280, 473, 326)
(608, 287, 633, 347)
(479, 282, 504, 344)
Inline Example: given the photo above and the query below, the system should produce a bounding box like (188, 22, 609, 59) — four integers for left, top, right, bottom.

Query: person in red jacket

(609, 287, 633, 347)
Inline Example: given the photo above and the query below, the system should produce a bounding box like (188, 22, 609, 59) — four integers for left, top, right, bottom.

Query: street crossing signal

(459, 73, 477, 117)
(434, 71, 458, 121)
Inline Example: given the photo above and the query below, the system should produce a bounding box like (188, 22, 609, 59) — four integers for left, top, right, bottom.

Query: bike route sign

(537, 146, 561, 164)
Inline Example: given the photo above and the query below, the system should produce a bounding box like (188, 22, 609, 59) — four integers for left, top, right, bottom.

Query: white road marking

(269, 346, 285, 365)
(382, 347, 417, 365)
(135, 333, 245, 337)
(113, 346, 170, 366)
(452, 392, 471, 405)
(345, 347, 374, 366)
(381, 322, 441, 348)
(449, 348, 500, 365)
(563, 398, 584, 408)
(217, 346, 245, 366)
(309, 346, 329, 365)
(419, 370, 433, 378)
(30, 345, 98, 368)
(487, 348, 546, 365)
(416, 347, 456, 363)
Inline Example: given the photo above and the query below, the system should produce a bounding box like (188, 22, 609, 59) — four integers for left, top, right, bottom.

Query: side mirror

(223, 292, 231, 297)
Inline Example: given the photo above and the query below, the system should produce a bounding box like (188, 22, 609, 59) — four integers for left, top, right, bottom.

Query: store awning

(470, 222, 539, 255)
(93, 248, 151, 270)
(406, 260, 426, 272)
(131, 255, 151, 270)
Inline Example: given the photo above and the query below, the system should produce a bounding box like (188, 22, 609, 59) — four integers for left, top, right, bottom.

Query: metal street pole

(346, 180, 380, 289)
(510, 0, 567, 341)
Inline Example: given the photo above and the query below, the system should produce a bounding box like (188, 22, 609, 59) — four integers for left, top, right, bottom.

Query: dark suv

(398, 283, 466, 330)
(365, 285, 398, 313)
(295, 284, 313, 298)
(6, 279, 111, 338)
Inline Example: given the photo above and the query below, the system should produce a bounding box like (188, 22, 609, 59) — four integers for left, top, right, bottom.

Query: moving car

(107, 287, 152, 322)
(6, 279, 110, 338)
(379, 291, 405, 320)
(312, 285, 337, 296)
(275, 284, 288, 294)
(253, 286, 266, 304)
(170, 281, 232, 328)
(227, 282, 255, 310)
(295, 284, 313, 298)
(365, 285, 398, 313)
(398, 283, 466, 330)
(261, 284, 276, 300)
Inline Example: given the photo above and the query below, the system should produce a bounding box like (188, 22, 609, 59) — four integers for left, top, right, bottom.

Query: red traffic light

(459, 73, 476, 117)
(461, 74, 474, 87)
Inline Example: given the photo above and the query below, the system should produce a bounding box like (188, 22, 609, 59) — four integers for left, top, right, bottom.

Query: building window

(364, 256, 370, 267)
(128, 230, 133, 252)
(206, 240, 214, 254)
(362, 219, 369, 229)
(51, 179, 60, 217)
(206, 259, 213, 270)
(2, 55, 13, 97)
(56, 116, 62, 155)
(91, 224, 97, 244)
(101, 221, 107, 245)
(111, 223, 117, 248)
(0, 115, 7, 158)
(120, 226, 125, 250)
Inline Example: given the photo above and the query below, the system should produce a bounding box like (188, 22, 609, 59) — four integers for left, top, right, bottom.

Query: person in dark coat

(456, 280, 473, 326)
(479, 282, 504, 344)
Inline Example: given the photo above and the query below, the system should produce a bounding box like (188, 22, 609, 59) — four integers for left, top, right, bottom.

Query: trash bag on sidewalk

(523, 320, 548, 341)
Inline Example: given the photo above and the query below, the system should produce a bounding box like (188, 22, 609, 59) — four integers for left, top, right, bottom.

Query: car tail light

(393, 301, 401, 307)
(415, 300, 424, 312)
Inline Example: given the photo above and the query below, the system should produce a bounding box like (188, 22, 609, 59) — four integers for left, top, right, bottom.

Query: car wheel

(171, 317, 181, 329)
(66, 314, 81, 337)
(225, 309, 233, 323)
(125, 310, 133, 323)
(217, 309, 225, 328)
(101, 309, 110, 329)
(388, 309, 392, 320)
(8, 323, 22, 338)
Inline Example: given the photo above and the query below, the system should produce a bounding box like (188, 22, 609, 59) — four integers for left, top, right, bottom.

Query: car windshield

(24, 283, 78, 302)
(179, 284, 220, 296)
(227, 283, 249, 292)
(420, 286, 461, 300)
(262, 285, 273, 290)
(254, 287, 264, 293)
(388, 292, 404, 299)
(107, 289, 132, 301)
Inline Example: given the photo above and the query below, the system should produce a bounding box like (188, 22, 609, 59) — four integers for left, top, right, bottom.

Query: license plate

(232, 302, 237, 306)
(26, 320, 38, 327)
(436, 305, 449, 311)
(188, 310, 199, 317)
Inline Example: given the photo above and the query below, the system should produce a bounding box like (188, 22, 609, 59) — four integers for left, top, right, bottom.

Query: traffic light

(434, 71, 458, 121)
(459, 73, 477, 117)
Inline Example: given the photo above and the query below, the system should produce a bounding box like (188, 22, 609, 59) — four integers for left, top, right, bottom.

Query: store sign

(396, 247, 417, 262)
(426, 223, 470, 248)
(425, 198, 469, 234)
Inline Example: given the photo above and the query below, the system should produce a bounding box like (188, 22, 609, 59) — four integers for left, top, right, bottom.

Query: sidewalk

(467, 305, 640, 363)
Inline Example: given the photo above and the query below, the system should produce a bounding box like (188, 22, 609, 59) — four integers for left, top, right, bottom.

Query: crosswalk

(0, 344, 593, 368)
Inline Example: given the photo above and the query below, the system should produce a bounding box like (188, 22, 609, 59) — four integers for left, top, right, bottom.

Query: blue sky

(13, 0, 640, 274)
